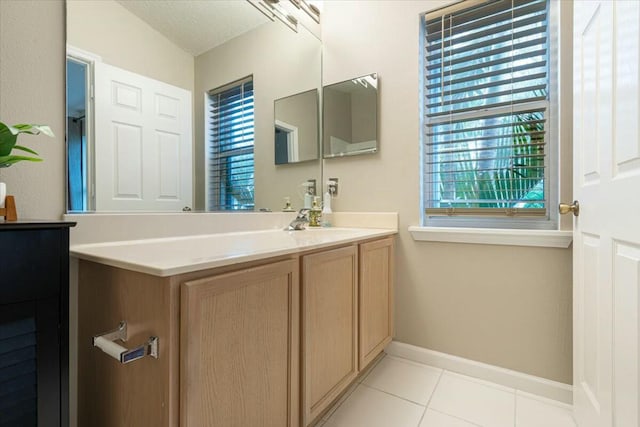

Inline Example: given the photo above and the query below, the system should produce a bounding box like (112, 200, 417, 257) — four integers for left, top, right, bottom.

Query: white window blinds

(424, 0, 550, 219)
(207, 77, 255, 211)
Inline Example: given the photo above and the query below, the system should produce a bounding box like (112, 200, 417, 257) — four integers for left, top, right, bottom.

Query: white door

(94, 62, 192, 211)
(573, 1, 640, 426)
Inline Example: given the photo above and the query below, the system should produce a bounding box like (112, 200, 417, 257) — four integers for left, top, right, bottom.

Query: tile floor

(317, 355, 576, 427)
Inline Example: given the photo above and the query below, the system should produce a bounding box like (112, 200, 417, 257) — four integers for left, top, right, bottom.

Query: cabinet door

(302, 246, 358, 425)
(359, 238, 394, 370)
(181, 259, 299, 427)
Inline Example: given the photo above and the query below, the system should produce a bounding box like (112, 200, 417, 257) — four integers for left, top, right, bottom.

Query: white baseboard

(385, 341, 573, 405)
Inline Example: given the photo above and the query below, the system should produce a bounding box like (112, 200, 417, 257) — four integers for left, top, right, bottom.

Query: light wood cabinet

(359, 237, 394, 369)
(78, 263, 179, 427)
(77, 235, 394, 427)
(78, 257, 298, 427)
(180, 259, 299, 427)
(301, 245, 358, 425)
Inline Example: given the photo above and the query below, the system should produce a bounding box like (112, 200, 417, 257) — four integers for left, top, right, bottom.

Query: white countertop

(70, 227, 396, 277)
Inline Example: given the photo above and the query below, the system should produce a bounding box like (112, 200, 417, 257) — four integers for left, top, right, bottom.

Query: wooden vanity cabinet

(301, 245, 359, 425)
(78, 256, 299, 427)
(78, 263, 179, 427)
(358, 237, 394, 370)
(180, 259, 300, 427)
(77, 236, 394, 427)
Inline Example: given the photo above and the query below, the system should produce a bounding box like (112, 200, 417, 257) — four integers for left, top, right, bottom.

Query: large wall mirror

(66, 0, 322, 213)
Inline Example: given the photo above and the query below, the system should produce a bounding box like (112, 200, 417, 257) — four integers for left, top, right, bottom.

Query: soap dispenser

(309, 196, 322, 227)
(321, 190, 332, 227)
(303, 185, 314, 209)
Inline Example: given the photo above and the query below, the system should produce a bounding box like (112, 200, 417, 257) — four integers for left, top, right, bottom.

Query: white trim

(66, 45, 102, 64)
(385, 341, 573, 404)
(275, 119, 300, 162)
(66, 45, 100, 211)
(408, 225, 573, 248)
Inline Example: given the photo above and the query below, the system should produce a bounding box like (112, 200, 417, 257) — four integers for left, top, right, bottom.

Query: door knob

(559, 200, 579, 217)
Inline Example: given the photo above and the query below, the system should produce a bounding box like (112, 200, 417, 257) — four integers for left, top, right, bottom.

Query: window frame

(420, 0, 559, 230)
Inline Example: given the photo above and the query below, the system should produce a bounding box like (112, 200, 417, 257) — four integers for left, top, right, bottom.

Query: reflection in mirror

(66, 0, 322, 213)
(274, 89, 319, 165)
(323, 73, 378, 158)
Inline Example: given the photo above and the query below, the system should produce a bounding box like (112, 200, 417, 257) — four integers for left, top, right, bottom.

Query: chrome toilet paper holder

(93, 321, 158, 364)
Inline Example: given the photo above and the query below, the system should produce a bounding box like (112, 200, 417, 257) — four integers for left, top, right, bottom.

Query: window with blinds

(207, 77, 255, 211)
(423, 0, 552, 225)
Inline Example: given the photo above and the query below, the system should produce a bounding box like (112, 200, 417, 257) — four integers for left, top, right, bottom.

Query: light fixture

(289, 0, 320, 23)
(247, 0, 299, 32)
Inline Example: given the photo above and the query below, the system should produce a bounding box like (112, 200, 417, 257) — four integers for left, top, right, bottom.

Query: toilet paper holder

(93, 321, 158, 364)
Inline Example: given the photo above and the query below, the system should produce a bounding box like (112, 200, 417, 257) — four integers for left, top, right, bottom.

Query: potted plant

(0, 121, 54, 214)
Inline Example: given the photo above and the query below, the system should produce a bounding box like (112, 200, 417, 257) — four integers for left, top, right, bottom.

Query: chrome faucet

(288, 208, 310, 230)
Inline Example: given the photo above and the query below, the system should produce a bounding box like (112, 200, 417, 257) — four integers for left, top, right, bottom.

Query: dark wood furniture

(0, 221, 75, 427)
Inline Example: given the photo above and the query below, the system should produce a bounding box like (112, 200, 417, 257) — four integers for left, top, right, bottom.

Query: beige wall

(66, 0, 194, 91)
(324, 89, 352, 148)
(0, 0, 66, 219)
(351, 88, 376, 143)
(322, 0, 573, 383)
(194, 21, 322, 211)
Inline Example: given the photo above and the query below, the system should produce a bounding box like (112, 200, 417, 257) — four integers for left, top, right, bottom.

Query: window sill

(408, 226, 573, 248)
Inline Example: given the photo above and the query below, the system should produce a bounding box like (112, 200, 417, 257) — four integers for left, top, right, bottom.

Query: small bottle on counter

(309, 196, 322, 227)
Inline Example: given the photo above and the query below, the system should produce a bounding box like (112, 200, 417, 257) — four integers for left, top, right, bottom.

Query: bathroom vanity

(72, 228, 395, 427)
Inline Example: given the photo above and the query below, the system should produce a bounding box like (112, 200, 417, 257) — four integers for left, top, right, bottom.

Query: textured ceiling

(116, 0, 269, 56)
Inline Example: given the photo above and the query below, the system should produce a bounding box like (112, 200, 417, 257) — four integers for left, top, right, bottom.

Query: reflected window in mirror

(207, 77, 255, 211)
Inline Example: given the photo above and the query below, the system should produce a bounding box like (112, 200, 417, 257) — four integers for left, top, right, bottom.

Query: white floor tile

(362, 355, 443, 404)
(419, 409, 480, 427)
(428, 371, 515, 427)
(516, 392, 576, 427)
(323, 385, 425, 427)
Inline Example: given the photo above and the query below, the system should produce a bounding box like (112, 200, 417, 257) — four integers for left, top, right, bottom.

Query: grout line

(416, 405, 428, 427)
(425, 369, 445, 408)
(513, 387, 517, 427)
(427, 408, 484, 427)
(359, 383, 427, 407)
(416, 369, 444, 426)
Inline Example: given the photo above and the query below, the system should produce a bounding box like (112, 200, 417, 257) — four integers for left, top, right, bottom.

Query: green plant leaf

(0, 154, 43, 168)
(12, 123, 55, 137)
(12, 145, 40, 156)
(0, 121, 54, 165)
(0, 122, 18, 156)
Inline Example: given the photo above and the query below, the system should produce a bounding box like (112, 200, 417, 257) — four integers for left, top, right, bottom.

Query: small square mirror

(323, 73, 378, 158)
